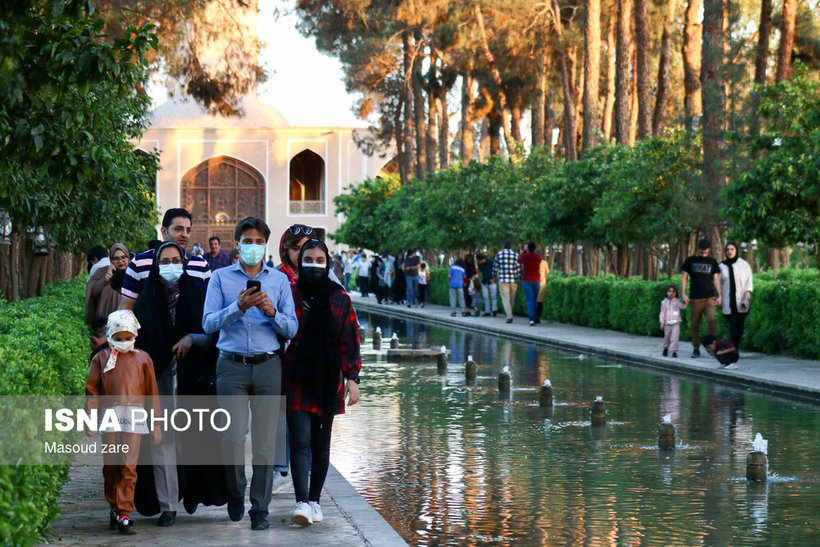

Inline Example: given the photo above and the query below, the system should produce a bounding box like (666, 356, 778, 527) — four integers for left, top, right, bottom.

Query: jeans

(344, 273, 351, 292)
(287, 409, 334, 503)
(358, 276, 369, 297)
(449, 287, 466, 309)
(522, 281, 540, 321)
(405, 275, 419, 306)
(688, 298, 716, 349)
(481, 282, 498, 313)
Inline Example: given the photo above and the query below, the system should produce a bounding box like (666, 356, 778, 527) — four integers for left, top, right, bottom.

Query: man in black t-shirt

(681, 238, 722, 358)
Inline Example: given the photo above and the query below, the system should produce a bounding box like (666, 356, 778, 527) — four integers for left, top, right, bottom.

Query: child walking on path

(659, 285, 686, 358)
(85, 310, 161, 535)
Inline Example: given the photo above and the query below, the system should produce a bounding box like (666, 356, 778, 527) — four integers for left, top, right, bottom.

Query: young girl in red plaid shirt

(283, 239, 362, 526)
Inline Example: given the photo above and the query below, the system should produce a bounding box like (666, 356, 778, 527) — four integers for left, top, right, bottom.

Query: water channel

(331, 310, 820, 545)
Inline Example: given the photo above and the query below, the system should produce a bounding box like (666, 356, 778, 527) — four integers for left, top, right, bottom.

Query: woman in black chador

(132, 241, 227, 523)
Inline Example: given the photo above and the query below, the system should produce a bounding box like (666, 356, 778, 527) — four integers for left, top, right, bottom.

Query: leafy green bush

(0, 278, 89, 545)
(428, 268, 819, 359)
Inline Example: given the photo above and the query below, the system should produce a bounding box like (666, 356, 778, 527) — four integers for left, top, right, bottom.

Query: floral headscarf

(103, 310, 141, 373)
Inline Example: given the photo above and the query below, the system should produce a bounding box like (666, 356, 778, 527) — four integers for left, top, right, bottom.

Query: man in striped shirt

(120, 208, 211, 308)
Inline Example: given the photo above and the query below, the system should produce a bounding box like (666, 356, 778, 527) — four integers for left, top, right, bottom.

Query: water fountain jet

(539, 379, 553, 407)
(746, 433, 768, 481)
(658, 414, 676, 449)
(436, 346, 448, 375)
(590, 396, 607, 424)
(390, 332, 399, 349)
(498, 365, 511, 393)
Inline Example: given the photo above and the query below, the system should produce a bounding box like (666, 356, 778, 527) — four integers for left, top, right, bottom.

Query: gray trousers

(216, 353, 286, 516)
(152, 365, 178, 512)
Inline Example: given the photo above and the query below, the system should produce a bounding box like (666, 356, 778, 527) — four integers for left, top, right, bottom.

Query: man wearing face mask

(202, 217, 298, 531)
(120, 208, 211, 310)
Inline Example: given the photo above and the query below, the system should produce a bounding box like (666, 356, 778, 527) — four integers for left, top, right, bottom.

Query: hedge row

(426, 267, 820, 360)
(0, 278, 89, 545)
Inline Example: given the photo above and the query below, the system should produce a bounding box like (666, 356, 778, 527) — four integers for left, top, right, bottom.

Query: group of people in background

(661, 237, 753, 369)
(341, 249, 431, 308)
(83, 209, 361, 535)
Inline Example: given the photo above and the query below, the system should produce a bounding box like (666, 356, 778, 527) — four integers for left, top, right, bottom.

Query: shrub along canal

(331, 309, 820, 545)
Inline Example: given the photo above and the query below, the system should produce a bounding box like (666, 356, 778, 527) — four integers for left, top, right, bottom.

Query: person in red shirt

(518, 242, 543, 326)
(283, 239, 361, 526)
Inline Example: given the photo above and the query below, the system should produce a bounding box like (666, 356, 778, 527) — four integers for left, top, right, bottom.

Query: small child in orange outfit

(86, 310, 161, 534)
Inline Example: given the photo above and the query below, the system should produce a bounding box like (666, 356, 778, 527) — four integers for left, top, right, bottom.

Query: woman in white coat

(719, 242, 753, 350)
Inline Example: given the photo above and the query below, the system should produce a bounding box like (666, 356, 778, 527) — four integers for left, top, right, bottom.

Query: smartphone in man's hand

(246, 280, 261, 292)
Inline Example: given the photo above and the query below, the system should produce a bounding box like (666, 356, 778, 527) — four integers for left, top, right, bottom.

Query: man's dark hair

(504, 239, 512, 249)
(701, 334, 717, 346)
(527, 241, 536, 252)
(235, 217, 271, 243)
(87, 245, 107, 261)
(209, 236, 221, 245)
(162, 208, 193, 229)
(147, 239, 162, 251)
(697, 238, 711, 250)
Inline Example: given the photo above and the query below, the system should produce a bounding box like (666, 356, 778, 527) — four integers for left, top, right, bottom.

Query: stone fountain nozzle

(390, 332, 399, 349)
(658, 414, 675, 449)
(498, 365, 511, 393)
(465, 354, 477, 381)
(437, 346, 448, 374)
(746, 433, 768, 481)
(372, 326, 382, 350)
(590, 395, 607, 424)
(539, 379, 553, 407)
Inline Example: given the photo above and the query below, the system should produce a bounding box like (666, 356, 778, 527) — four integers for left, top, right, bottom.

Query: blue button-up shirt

(202, 261, 298, 355)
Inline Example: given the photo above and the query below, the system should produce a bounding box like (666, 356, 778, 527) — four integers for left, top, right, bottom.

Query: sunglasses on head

(288, 224, 314, 236)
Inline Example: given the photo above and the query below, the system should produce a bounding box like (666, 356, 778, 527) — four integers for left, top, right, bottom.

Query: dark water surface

(331, 310, 820, 546)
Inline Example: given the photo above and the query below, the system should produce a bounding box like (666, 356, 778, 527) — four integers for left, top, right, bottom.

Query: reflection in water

(335, 311, 820, 545)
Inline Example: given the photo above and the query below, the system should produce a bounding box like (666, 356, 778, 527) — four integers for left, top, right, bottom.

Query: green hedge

(427, 267, 820, 360)
(0, 278, 89, 545)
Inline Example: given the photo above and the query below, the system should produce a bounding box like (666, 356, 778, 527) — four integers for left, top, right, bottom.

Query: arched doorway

(289, 149, 325, 215)
(181, 156, 265, 249)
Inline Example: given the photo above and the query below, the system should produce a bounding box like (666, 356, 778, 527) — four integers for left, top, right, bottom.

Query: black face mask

(110, 269, 126, 291)
(300, 264, 327, 283)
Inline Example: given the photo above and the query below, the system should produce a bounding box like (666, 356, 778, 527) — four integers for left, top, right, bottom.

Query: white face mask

(110, 339, 135, 353)
(159, 263, 183, 283)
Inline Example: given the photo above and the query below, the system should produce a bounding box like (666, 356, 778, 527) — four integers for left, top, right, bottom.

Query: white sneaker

(724, 363, 739, 370)
(309, 501, 323, 522)
(291, 502, 313, 525)
(271, 472, 290, 494)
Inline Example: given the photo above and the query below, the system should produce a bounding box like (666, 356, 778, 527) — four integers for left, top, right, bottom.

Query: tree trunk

(682, 0, 703, 131)
(473, 3, 518, 160)
(438, 89, 450, 169)
(413, 28, 426, 179)
(701, 0, 726, 212)
(546, 89, 557, 153)
(629, 41, 639, 145)
(478, 118, 490, 161)
(775, 0, 797, 83)
(562, 244, 573, 275)
(616, 244, 630, 278)
(602, 16, 616, 142)
(402, 30, 414, 183)
(652, 0, 679, 134)
(426, 49, 438, 175)
(510, 105, 523, 143)
(552, 0, 578, 161)
(394, 106, 406, 184)
(489, 111, 502, 156)
(582, 0, 601, 153)
(634, 0, 652, 139)
(750, 0, 772, 136)
(614, 0, 632, 145)
(766, 248, 779, 275)
(460, 72, 475, 163)
(532, 52, 547, 147)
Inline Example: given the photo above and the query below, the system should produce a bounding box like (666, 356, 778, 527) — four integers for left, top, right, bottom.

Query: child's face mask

(110, 338, 135, 353)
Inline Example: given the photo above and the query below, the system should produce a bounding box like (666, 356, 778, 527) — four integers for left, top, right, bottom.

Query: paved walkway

(43, 463, 405, 546)
(351, 294, 820, 403)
